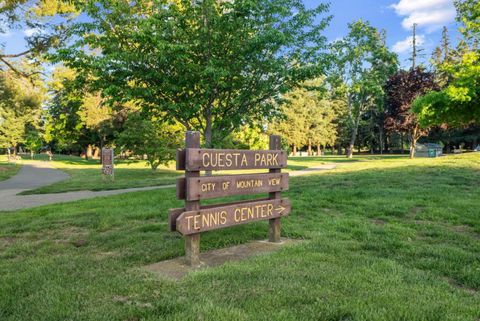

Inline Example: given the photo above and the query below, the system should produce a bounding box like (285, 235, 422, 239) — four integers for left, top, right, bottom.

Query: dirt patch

(0, 166, 10, 172)
(443, 277, 478, 295)
(0, 236, 15, 250)
(371, 219, 386, 226)
(144, 238, 302, 280)
(112, 295, 152, 308)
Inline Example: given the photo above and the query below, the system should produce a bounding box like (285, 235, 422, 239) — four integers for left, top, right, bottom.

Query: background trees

(413, 0, 479, 128)
(270, 79, 337, 155)
(116, 113, 183, 171)
(0, 70, 44, 155)
(385, 68, 439, 158)
(329, 20, 398, 158)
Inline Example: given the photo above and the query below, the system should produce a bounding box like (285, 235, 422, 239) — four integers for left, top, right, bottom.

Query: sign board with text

(101, 148, 114, 177)
(169, 132, 290, 266)
(176, 173, 289, 201)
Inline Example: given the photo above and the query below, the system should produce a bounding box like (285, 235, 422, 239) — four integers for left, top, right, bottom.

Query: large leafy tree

(116, 112, 183, 171)
(45, 67, 113, 156)
(0, 70, 44, 154)
(413, 0, 480, 126)
(270, 79, 337, 155)
(54, 0, 331, 147)
(384, 68, 439, 158)
(329, 20, 398, 158)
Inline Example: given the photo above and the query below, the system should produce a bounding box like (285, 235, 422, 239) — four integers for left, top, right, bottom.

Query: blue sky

(1, 0, 459, 70)
(307, 0, 460, 67)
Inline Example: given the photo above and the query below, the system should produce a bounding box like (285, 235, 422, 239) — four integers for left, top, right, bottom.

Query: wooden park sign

(169, 131, 291, 266)
(101, 148, 114, 180)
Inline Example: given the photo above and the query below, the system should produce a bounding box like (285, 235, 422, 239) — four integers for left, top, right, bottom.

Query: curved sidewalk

(0, 163, 336, 212)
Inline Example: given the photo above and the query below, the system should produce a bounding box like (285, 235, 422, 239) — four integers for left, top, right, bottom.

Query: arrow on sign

(276, 205, 286, 215)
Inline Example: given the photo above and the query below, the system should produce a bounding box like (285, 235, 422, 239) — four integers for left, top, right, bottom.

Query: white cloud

(23, 28, 40, 37)
(390, 0, 456, 31)
(0, 31, 12, 37)
(392, 34, 425, 53)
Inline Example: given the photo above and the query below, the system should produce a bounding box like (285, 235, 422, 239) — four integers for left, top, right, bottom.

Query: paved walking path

(0, 162, 337, 212)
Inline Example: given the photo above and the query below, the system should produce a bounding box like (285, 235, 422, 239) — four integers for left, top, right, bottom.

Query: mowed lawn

(0, 158, 20, 182)
(18, 154, 182, 194)
(1, 154, 479, 320)
(21, 153, 354, 194)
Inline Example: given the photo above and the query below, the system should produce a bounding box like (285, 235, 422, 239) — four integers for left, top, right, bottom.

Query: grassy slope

(0, 156, 21, 181)
(1, 154, 479, 320)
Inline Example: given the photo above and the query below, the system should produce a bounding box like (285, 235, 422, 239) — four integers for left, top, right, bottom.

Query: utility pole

(411, 23, 417, 69)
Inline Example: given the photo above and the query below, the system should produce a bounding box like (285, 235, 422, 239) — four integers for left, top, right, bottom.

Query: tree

(222, 124, 269, 150)
(116, 113, 183, 171)
(54, 0, 331, 147)
(413, 0, 480, 127)
(0, 0, 79, 76)
(0, 70, 44, 154)
(329, 20, 398, 158)
(385, 68, 438, 158)
(269, 88, 309, 155)
(45, 67, 113, 157)
(270, 79, 337, 156)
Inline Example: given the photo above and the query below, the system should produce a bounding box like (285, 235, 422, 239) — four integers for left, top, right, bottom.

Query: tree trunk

(400, 133, 404, 154)
(292, 145, 297, 156)
(347, 111, 361, 159)
(347, 126, 358, 159)
(409, 139, 416, 159)
(30, 150, 34, 159)
(317, 144, 321, 156)
(87, 145, 93, 159)
(379, 128, 384, 155)
(308, 139, 312, 156)
(409, 127, 419, 159)
(204, 113, 213, 176)
(13, 143, 17, 156)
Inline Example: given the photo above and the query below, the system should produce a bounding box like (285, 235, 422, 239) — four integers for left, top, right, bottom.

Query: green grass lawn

(19, 154, 182, 194)
(0, 157, 21, 182)
(1, 154, 479, 320)
(20, 153, 404, 194)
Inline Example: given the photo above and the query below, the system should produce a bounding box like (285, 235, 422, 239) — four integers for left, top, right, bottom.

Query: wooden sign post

(101, 147, 114, 181)
(169, 131, 291, 266)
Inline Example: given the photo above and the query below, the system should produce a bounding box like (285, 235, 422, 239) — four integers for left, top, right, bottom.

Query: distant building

(416, 143, 443, 158)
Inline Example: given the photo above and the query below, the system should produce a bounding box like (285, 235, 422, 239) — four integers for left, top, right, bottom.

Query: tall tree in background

(329, 20, 398, 158)
(0, 70, 44, 154)
(413, 0, 480, 127)
(116, 113, 183, 171)
(385, 68, 438, 158)
(45, 67, 113, 157)
(54, 0, 331, 148)
(270, 79, 337, 155)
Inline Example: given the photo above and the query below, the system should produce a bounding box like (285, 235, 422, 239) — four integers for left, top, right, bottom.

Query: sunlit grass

(1, 153, 479, 320)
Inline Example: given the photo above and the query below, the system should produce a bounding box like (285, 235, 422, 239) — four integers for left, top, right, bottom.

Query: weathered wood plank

(185, 148, 287, 171)
(268, 135, 282, 243)
(176, 149, 186, 170)
(168, 198, 271, 232)
(176, 177, 186, 200)
(175, 198, 291, 235)
(184, 132, 201, 266)
(179, 173, 288, 201)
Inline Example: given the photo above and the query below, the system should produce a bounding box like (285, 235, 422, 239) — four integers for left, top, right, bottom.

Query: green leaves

(413, 2, 480, 127)
(55, 0, 331, 147)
